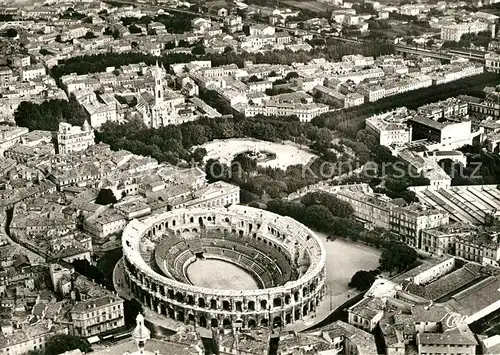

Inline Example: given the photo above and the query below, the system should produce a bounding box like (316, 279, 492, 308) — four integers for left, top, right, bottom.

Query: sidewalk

(113, 258, 186, 332)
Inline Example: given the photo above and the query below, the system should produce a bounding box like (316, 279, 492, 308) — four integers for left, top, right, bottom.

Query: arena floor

(186, 258, 260, 290)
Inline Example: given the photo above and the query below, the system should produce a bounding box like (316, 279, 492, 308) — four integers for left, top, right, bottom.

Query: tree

(301, 191, 353, 218)
(191, 44, 206, 55)
(191, 147, 207, 164)
(72, 259, 108, 286)
(84, 31, 96, 39)
(348, 270, 379, 291)
(4, 28, 17, 38)
(285, 71, 299, 81)
(232, 152, 257, 173)
(224, 45, 234, 53)
(43, 334, 91, 355)
(129, 24, 142, 34)
(379, 243, 417, 274)
(95, 188, 117, 205)
(124, 298, 143, 326)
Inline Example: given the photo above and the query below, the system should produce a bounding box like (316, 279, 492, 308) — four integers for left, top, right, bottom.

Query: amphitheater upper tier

(122, 205, 326, 329)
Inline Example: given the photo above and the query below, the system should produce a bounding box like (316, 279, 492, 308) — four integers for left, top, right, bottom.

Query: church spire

(132, 313, 150, 354)
(154, 61, 163, 104)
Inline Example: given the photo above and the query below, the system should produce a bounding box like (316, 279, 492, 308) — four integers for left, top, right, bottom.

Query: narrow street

(1, 208, 45, 265)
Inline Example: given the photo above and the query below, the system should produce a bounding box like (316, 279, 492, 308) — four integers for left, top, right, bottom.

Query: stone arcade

(122, 205, 327, 329)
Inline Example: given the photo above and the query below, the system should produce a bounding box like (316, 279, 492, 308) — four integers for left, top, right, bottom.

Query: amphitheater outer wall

(122, 205, 326, 329)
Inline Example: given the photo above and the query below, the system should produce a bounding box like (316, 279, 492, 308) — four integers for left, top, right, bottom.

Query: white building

(71, 295, 125, 338)
(0, 321, 68, 355)
(486, 52, 500, 73)
(57, 121, 95, 155)
(441, 21, 491, 42)
(21, 64, 46, 81)
(366, 115, 412, 147)
(0, 125, 29, 156)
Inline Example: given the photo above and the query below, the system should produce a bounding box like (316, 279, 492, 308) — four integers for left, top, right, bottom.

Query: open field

(197, 138, 317, 170)
(282, 0, 330, 13)
(318, 234, 381, 295)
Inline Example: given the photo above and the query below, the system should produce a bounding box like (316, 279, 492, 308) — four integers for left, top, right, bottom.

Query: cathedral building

(136, 62, 185, 128)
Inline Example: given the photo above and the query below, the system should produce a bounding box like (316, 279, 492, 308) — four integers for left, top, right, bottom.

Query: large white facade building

(71, 295, 125, 337)
(57, 121, 95, 155)
(441, 21, 492, 42)
(366, 108, 412, 147)
(486, 52, 500, 73)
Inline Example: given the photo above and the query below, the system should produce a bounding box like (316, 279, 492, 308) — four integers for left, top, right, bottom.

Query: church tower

(131, 313, 151, 354)
(154, 61, 163, 104)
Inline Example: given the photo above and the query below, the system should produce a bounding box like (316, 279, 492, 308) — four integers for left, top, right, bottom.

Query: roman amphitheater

(122, 205, 326, 329)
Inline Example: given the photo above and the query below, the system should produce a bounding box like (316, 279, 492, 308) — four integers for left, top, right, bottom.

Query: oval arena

(122, 205, 326, 329)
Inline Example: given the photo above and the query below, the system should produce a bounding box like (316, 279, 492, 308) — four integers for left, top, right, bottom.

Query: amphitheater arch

(285, 295, 291, 305)
(188, 313, 195, 323)
(210, 299, 217, 309)
(168, 289, 174, 299)
(198, 298, 206, 308)
(302, 287, 308, 297)
(247, 301, 255, 311)
(177, 310, 185, 322)
(200, 316, 207, 328)
(207, 216, 212, 221)
(183, 228, 190, 233)
(309, 283, 315, 293)
(285, 314, 291, 324)
(190, 217, 194, 223)
(303, 304, 308, 316)
(294, 309, 300, 320)
(199, 217, 203, 225)
(294, 291, 299, 302)
(222, 300, 231, 311)
(211, 318, 218, 328)
(231, 229, 236, 234)
(248, 319, 256, 328)
(273, 317, 282, 328)
(187, 295, 195, 305)
(223, 319, 232, 328)
(273, 297, 282, 308)
(260, 318, 268, 327)
(192, 228, 198, 233)
(239, 230, 244, 236)
(235, 301, 242, 312)
(260, 300, 267, 310)
(175, 292, 185, 303)
(168, 307, 175, 319)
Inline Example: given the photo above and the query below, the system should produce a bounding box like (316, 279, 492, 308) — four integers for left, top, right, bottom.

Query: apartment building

(334, 187, 449, 248)
(365, 108, 412, 147)
(313, 85, 364, 108)
(57, 121, 95, 155)
(71, 295, 125, 337)
(245, 101, 329, 122)
(409, 116, 478, 150)
(486, 52, 500, 73)
(417, 332, 477, 355)
(0, 321, 68, 355)
(441, 21, 491, 42)
(417, 98, 468, 120)
(20, 64, 46, 82)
